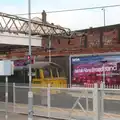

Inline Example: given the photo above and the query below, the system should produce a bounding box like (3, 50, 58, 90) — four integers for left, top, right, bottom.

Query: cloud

(0, 4, 28, 17)
(1, 1, 120, 31)
(45, 9, 104, 30)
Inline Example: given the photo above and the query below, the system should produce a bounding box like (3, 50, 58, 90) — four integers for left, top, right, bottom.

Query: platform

(0, 102, 119, 120)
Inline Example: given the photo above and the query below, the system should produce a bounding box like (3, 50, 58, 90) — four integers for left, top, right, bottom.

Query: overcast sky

(1, 0, 120, 30)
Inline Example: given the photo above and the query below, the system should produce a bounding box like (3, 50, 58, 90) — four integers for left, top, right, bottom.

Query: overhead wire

(14, 4, 120, 16)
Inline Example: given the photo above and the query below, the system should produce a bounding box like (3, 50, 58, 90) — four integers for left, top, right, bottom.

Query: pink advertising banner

(70, 55, 120, 86)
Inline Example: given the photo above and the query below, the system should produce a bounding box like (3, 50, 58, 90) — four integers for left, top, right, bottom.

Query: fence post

(28, 89, 33, 120)
(5, 76, 8, 120)
(13, 83, 15, 112)
(47, 84, 51, 119)
(100, 82, 104, 119)
(93, 83, 100, 120)
(85, 90, 88, 112)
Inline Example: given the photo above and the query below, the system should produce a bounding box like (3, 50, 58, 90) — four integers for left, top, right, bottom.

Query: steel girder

(0, 12, 71, 38)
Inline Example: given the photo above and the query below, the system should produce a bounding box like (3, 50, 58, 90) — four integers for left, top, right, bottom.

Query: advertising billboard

(70, 54, 120, 86)
(14, 57, 34, 67)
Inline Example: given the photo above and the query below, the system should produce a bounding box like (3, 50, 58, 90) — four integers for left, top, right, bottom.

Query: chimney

(42, 10, 47, 23)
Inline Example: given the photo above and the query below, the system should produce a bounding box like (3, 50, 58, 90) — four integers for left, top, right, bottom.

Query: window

(44, 68, 51, 78)
(52, 68, 58, 77)
(35, 69, 41, 79)
(31, 69, 35, 79)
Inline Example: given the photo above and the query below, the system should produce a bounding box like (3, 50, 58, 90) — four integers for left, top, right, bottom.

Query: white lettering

(74, 65, 117, 73)
(72, 58, 80, 62)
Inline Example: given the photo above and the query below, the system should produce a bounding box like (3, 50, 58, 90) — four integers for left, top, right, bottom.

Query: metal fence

(0, 83, 120, 120)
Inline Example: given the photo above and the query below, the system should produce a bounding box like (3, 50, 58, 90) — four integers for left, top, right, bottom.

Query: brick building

(42, 24, 120, 51)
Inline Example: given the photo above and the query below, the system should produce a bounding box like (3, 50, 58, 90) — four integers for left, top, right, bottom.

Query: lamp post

(102, 8, 106, 47)
(28, 0, 33, 120)
(102, 8, 106, 26)
(101, 7, 106, 84)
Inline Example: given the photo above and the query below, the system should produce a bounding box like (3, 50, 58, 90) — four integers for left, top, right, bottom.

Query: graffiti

(80, 34, 87, 47)
(87, 32, 100, 47)
(103, 29, 118, 46)
(89, 39, 100, 47)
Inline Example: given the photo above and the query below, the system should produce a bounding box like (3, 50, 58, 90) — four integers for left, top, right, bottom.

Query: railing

(0, 83, 120, 120)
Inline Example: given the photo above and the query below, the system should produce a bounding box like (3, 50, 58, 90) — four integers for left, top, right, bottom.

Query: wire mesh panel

(0, 83, 13, 112)
(14, 84, 49, 118)
(0, 83, 5, 112)
(0, 83, 16, 120)
(49, 87, 94, 120)
(11, 83, 120, 120)
(14, 83, 29, 114)
(33, 87, 48, 117)
(102, 85, 120, 120)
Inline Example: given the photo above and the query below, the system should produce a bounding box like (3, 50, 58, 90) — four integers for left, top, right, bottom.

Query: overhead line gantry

(0, 12, 71, 38)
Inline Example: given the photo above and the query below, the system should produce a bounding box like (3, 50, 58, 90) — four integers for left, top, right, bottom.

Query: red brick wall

(42, 36, 81, 49)
(42, 26, 119, 49)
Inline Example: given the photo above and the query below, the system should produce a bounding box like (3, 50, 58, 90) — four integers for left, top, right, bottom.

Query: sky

(0, 0, 120, 30)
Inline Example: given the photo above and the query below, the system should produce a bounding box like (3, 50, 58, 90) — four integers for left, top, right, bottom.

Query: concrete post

(100, 82, 104, 119)
(5, 76, 8, 120)
(93, 83, 101, 120)
(13, 83, 15, 112)
(47, 84, 51, 118)
(86, 90, 89, 112)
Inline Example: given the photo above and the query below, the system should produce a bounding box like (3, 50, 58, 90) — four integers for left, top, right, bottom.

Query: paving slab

(0, 102, 119, 120)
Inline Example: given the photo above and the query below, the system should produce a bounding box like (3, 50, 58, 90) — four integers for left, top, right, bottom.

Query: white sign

(0, 62, 4, 74)
(0, 60, 14, 76)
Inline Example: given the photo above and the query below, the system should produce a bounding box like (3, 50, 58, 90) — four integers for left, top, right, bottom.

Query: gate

(0, 83, 120, 120)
